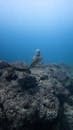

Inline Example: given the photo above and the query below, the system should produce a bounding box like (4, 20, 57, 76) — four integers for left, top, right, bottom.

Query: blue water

(0, 25, 73, 65)
(0, 0, 73, 65)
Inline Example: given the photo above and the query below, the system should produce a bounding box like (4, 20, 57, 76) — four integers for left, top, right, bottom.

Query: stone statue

(30, 49, 43, 67)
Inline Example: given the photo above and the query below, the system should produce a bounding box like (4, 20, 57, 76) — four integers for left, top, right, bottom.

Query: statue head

(35, 49, 40, 56)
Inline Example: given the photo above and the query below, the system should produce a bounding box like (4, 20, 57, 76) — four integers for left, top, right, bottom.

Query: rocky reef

(0, 60, 73, 130)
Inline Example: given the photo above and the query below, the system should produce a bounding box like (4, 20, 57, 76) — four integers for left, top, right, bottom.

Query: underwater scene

(0, 0, 73, 130)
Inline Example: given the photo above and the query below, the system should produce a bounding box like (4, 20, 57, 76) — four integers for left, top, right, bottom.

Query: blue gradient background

(0, 0, 73, 64)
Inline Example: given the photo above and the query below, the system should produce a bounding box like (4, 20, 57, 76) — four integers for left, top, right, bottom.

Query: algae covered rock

(0, 61, 73, 130)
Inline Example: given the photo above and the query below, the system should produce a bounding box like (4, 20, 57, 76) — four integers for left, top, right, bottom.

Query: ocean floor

(0, 61, 73, 130)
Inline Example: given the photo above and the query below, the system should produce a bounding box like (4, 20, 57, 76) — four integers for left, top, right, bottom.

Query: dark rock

(1, 68, 18, 82)
(18, 74, 37, 90)
(0, 70, 2, 77)
(0, 61, 11, 69)
(5, 70, 18, 81)
(40, 74, 48, 80)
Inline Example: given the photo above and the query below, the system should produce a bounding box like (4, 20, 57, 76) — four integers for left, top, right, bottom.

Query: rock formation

(0, 60, 73, 130)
